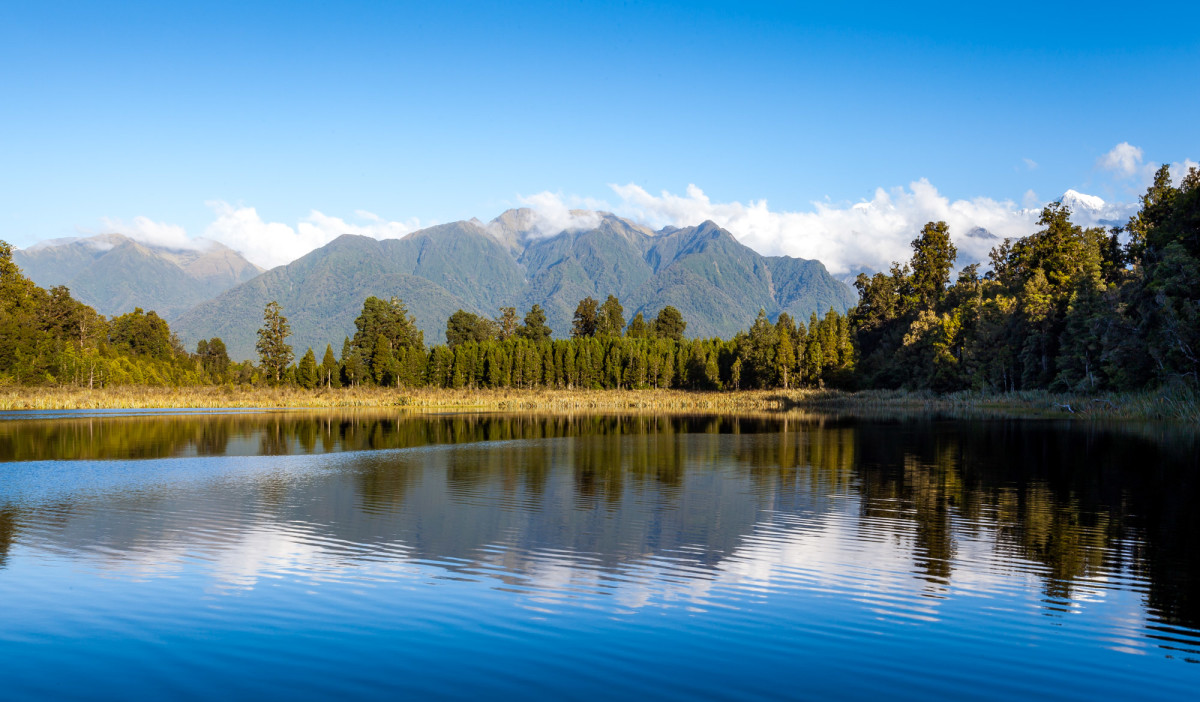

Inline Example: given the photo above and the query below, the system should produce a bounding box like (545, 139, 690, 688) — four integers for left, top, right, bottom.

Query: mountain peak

(694, 220, 729, 238)
(1057, 189, 1106, 212)
(14, 232, 263, 319)
(25, 232, 130, 253)
(965, 226, 998, 240)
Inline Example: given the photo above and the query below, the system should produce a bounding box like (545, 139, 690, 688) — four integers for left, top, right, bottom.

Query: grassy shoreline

(0, 385, 1196, 421)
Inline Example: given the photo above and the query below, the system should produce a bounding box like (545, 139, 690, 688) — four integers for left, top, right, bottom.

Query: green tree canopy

(495, 307, 519, 340)
(519, 303, 552, 342)
(446, 309, 495, 347)
(909, 221, 957, 312)
(196, 337, 230, 378)
(572, 297, 599, 338)
(111, 308, 174, 360)
(626, 312, 650, 338)
(652, 306, 686, 341)
(598, 295, 625, 337)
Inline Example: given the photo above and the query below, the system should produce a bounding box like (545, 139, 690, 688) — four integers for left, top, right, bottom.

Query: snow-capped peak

(1057, 189, 1106, 212)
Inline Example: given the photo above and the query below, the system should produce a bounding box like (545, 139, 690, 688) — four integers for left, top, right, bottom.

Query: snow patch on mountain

(1055, 190, 1136, 228)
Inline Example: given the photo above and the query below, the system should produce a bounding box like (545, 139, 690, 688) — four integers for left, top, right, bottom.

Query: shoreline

(0, 386, 1195, 422)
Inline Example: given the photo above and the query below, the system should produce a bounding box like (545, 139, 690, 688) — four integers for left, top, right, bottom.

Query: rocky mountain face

(173, 210, 856, 361)
(14, 234, 263, 320)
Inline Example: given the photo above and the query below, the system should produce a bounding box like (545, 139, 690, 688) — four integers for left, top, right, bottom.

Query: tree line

(245, 284, 853, 391)
(1, 163, 1195, 393)
(851, 164, 1198, 392)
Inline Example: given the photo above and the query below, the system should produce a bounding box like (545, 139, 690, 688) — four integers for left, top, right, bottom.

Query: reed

(0, 385, 1195, 421)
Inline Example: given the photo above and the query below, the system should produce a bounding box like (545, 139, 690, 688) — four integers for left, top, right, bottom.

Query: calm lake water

(0, 410, 1196, 700)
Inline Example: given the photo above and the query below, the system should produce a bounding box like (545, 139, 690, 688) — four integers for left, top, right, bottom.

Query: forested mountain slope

(173, 211, 855, 360)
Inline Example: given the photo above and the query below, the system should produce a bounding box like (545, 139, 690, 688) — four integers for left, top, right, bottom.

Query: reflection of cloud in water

(208, 524, 337, 590)
(3, 418, 1197, 664)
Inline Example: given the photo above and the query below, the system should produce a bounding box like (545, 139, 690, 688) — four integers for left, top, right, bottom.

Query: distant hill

(173, 211, 857, 360)
(14, 234, 263, 320)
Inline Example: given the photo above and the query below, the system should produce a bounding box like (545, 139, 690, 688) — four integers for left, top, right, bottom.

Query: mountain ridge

(174, 211, 857, 360)
(13, 233, 264, 320)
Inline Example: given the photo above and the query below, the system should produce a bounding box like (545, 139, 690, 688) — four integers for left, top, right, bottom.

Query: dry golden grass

(0, 386, 794, 412)
(0, 385, 1195, 421)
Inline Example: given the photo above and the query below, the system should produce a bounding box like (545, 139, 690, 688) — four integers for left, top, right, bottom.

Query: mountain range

(14, 234, 263, 320)
(172, 210, 857, 360)
(14, 188, 1128, 362)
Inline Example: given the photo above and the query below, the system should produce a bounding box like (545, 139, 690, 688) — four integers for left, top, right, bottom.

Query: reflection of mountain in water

(0, 413, 1196, 651)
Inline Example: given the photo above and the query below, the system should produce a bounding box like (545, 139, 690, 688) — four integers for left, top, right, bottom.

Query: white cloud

(94, 206, 422, 269)
(100, 215, 196, 250)
(201, 202, 421, 268)
(1096, 142, 1197, 192)
(516, 191, 605, 236)
(1098, 142, 1146, 178)
(96, 143, 1188, 273)
(1171, 159, 1199, 187)
(593, 181, 1043, 274)
(1023, 158, 1039, 170)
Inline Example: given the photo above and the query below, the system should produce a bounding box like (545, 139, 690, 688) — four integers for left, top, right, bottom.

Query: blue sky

(2, 1, 1197, 270)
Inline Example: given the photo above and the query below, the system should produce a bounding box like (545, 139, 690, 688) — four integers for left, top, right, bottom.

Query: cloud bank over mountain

(97, 204, 424, 268)
(520, 176, 1144, 276)
(604, 181, 1042, 275)
(77, 143, 1193, 273)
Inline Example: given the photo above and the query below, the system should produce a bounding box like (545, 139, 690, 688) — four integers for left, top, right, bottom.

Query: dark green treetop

(572, 297, 599, 338)
(652, 305, 686, 341)
(598, 295, 625, 337)
(519, 303, 552, 342)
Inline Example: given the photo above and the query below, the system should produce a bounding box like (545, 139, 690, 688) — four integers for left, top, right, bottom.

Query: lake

(0, 410, 1196, 700)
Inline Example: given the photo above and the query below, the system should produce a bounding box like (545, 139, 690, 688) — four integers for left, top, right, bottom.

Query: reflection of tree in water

(1122, 441, 1200, 636)
(848, 420, 1199, 640)
(743, 422, 857, 502)
(857, 436, 960, 587)
(446, 441, 551, 501)
(0, 507, 17, 569)
(191, 421, 231, 456)
(257, 417, 290, 456)
(355, 454, 420, 514)
(573, 433, 627, 510)
(624, 416, 685, 489)
(2, 410, 1196, 646)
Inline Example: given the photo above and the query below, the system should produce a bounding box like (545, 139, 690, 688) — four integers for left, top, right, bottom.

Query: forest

(1, 164, 1196, 395)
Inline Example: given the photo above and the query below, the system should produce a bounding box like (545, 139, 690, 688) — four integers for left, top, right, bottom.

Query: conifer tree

(256, 301, 293, 384)
(652, 306, 686, 341)
(446, 309, 494, 347)
(776, 330, 795, 389)
(495, 307, 519, 340)
(626, 312, 650, 338)
(354, 296, 423, 371)
(320, 344, 341, 388)
(909, 221, 957, 312)
(745, 309, 777, 388)
(572, 297, 599, 338)
(598, 295, 625, 337)
(519, 304, 552, 342)
(297, 347, 319, 389)
(371, 333, 395, 386)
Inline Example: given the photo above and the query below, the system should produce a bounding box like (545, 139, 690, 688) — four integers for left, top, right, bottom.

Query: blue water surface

(0, 412, 1196, 700)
